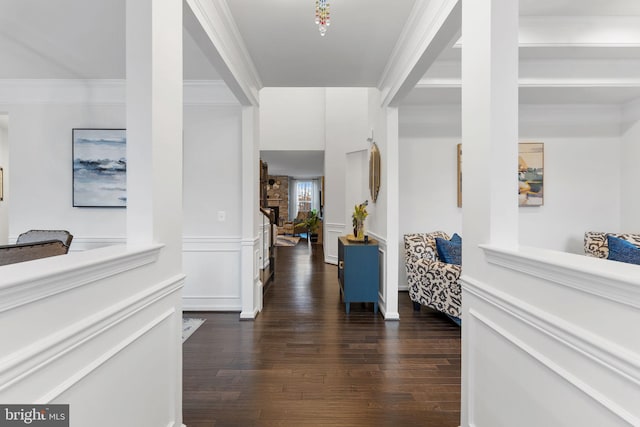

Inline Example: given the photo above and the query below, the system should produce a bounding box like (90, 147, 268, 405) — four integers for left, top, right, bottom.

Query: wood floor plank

(183, 241, 461, 426)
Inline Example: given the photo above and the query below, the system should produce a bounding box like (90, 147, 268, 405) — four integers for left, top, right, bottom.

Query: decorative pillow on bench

(435, 233, 462, 265)
(607, 235, 640, 265)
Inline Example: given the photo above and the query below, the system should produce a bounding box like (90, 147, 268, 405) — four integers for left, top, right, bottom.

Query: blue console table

(337, 236, 379, 314)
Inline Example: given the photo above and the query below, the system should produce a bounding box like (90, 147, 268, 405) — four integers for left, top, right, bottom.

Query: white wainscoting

(8, 236, 127, 253)
(29, 235, 244, 312)
(0, 244, 184, 427)
(182, 236, 242, 311)
(366, 231, 389, 318)
(462, 245, 640, 427)
(324, 222, 345, 265)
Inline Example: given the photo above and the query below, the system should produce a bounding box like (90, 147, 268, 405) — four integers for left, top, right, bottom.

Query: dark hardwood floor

(183, 241, 461, 427)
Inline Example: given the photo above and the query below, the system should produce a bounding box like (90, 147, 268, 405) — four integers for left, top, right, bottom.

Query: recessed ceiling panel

(226, 0, 417, 87)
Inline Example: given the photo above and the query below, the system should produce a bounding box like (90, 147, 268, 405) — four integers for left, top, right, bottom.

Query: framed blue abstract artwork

(72, 128, 126, 207)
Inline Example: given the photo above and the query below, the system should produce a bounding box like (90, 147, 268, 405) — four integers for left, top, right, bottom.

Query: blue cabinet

(337, 236, 379, 314)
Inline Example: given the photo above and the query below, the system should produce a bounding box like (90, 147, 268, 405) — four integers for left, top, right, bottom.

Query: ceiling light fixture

(315, 0, 330, 36)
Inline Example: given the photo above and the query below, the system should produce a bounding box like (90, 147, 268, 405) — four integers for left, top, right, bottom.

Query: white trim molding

(0, 79, 236, 105)
(366, 231, 387, 246)
(182, 236, 242, 252)
(468, 307, 639, 426)
(0, 244, 163, 314)
(464, 273, 640, 426)
(481, 244, 640, 310)
(1, 274, 184, 398)
(324, 222, 345, 265)
(182, 296, 241, 312)
(378, 0, 461, 107)
(184, 0, 262, 106)
(182, 236, 243, 312)
(464, 277, 640, 391)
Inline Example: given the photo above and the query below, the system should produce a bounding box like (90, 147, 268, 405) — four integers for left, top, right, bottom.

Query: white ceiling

(1, 0, 640, 106)
(0, 0, 219, 80)
(225, 0, 417, 86)
(260, 150, 324, 178)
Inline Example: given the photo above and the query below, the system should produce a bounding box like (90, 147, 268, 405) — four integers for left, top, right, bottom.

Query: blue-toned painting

(73, 129, 126, 207)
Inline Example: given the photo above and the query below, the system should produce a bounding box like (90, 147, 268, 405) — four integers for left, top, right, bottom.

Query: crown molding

(416, 77, 640, 89)
(184, 0, 261, 107)
(378, 0, 461, 108)
(0, 79, 237, 105)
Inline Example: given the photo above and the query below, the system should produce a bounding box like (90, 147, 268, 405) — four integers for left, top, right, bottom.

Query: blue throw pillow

(435, 236, 462, 265)
(607, 235, 640, 265)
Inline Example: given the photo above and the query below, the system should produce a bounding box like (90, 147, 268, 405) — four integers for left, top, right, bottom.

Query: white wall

(7, 103, 127, 244)
(182, 104, 244, 311)
(365, 89, 388, 240)
(183, 105, 242, 237)
(518, 137, 621, 253)
(399, 104, 623, 255)
(0, 115, 8, 243)
(400, 137, 462, 238)
(621, 99, 640, 231)
(259, 87, 370, 264)
(260, 88, 326, 151)
(345, 149, 368, 235)
(0, 80, 244, 311)
(324, 88, 369, 263)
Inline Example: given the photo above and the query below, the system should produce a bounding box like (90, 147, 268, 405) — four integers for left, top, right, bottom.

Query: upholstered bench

(0, 240, 69, 266)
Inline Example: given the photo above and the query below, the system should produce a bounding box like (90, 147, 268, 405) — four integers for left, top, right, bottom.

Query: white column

(461, 0, 518, 425)
(461, 0, 519, 277)
(126, 0, 184, 424)
(126, 0, 183, 272)
(240, 105, 261, 319)
(385, 107, 400, 320)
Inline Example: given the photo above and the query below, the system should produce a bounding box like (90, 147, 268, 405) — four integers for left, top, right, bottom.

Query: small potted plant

(304, 209, 321, 243)
(352, 200, 368, 240)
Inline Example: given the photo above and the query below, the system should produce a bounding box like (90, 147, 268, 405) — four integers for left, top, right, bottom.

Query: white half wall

(464, 246, 640, 427)
(0, 244, 184, 427)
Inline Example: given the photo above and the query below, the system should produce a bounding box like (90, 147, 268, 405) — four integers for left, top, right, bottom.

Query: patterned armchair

(404, 232, 462, 318)
(584, 232, 640, 258)
(282, 211, 309, 236)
